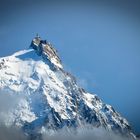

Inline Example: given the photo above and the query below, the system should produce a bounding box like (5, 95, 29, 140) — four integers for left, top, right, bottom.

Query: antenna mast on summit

(36, 33, 40, 38)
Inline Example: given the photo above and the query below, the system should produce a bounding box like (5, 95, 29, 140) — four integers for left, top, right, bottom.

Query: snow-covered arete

(0, 36, 135, 138)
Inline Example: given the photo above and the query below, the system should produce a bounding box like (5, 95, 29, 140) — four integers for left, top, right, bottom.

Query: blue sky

(0, 0, 140, 134)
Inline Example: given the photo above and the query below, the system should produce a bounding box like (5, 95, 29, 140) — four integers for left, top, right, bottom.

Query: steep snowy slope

(0, 36, 135, 138)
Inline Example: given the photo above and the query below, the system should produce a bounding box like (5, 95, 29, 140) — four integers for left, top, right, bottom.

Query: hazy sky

(0, 0, 140, 134)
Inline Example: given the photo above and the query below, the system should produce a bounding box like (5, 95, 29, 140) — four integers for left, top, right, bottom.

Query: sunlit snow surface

(0, 49, 135, 138)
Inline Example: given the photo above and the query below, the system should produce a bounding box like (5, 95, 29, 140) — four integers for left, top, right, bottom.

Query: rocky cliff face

(0, 36, 135, 139)
(30, 35, 62, 68)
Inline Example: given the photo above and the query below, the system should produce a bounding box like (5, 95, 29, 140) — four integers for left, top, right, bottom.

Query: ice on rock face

(0, 36, 135, 139)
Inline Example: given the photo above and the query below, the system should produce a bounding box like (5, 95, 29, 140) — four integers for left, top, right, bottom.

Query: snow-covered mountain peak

(0, 37, 136, 139)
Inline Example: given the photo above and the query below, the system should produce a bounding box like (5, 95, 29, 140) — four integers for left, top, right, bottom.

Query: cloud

(0, 89, 24, 124)
(42, 126, 135, 140)
(77, 78, 88, 89)
(0, 125, 28, 140)
(0, 89, 28, 140)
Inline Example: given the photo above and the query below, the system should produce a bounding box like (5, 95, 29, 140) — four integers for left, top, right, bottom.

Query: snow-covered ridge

(0, 37, 136, 139)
